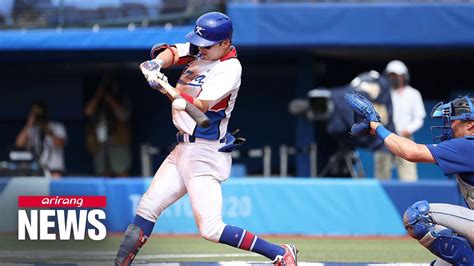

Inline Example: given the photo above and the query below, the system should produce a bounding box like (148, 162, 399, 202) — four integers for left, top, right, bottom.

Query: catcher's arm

(345, 92, 434, 163)
(369, 122, 435, 163)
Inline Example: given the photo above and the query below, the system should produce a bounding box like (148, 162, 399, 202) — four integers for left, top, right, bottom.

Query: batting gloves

(141, 59, 163, 72)
(139, 59, 168, 94)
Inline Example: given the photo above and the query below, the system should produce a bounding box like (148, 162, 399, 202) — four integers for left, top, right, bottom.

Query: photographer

(84, 76, 132, 177)
(15, 102, 67, 178)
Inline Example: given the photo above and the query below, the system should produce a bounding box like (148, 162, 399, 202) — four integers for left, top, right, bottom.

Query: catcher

(345, 92, 474, 265)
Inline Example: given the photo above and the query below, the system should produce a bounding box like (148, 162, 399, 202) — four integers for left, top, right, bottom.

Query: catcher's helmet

(431, 95, 474, 142)
(185, 12, 233, 47)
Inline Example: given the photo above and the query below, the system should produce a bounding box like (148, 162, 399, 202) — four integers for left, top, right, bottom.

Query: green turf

(0, 235, 436, 263)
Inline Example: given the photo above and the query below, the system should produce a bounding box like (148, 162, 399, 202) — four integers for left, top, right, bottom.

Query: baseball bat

(154, 78, 211, 128)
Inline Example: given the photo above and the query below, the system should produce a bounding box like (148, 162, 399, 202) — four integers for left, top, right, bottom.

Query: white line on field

(0, 250, 259, 260)
(0, 251, 431, 266)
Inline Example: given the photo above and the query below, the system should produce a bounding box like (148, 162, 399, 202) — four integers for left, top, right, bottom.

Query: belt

(176, 133, 226, 144)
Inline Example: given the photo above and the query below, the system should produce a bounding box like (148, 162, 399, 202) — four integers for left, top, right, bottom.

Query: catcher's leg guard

(115, 224, 148, 266)
(429, 233, 474, 266)
(404, 200, 432, 239)
(404, 201, 474, 265)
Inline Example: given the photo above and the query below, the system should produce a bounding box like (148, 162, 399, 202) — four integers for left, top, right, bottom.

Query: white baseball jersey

(172, 42, 241, 140)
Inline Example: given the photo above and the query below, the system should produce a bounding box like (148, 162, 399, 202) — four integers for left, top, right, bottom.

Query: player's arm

(370, 121, 435, 163)
(152, 45, 179, 69)
(141, 44, 183, 100)
(345, 92, 434, 163)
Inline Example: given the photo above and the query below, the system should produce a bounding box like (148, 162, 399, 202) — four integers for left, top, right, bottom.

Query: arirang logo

(18, 196, 107, 241)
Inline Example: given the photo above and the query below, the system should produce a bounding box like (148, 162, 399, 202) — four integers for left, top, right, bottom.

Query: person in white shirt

(375, 60, 426, 181)
(15, 102, 67, 178)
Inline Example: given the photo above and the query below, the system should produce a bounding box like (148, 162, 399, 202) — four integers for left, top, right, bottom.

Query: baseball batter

(114, 12, 297, 266)
(346, 93, 474, 266)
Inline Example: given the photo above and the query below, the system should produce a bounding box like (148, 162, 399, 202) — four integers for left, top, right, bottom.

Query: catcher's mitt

(344, 92, 381, 137)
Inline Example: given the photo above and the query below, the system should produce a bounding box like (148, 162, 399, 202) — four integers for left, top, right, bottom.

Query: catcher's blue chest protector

(426, 136, 474, 185)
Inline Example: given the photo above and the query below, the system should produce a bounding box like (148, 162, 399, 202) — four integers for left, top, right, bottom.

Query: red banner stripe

(239, 231, 255, 251)
(18, 196, 106, 208)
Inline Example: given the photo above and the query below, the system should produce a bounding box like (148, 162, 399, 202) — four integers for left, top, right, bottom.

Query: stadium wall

(1, 3, 474, 49)
(0, 177, 464, 236)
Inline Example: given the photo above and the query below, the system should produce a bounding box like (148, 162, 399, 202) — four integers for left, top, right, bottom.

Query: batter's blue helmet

(185, 12, 233, 47)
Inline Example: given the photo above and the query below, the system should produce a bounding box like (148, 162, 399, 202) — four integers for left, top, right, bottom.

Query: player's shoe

(114, 224, 148, 266)
(273, 244, 298, 266)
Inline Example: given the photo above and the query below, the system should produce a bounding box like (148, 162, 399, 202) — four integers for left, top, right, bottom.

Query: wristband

(375, 125, 392, 140)
(179, 92, 195, 104)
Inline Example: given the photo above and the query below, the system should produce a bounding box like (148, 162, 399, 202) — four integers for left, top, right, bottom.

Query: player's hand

(139, 59, 163, 81)
(344, 92, 381, 137)
(140, 59, 167, 94)
(350, 117, 370, 137)
(146, 72, 168, 94)
(140, 59, 163, 73)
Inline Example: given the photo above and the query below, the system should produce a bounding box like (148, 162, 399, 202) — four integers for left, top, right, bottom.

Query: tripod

(319, 144, 365, 178)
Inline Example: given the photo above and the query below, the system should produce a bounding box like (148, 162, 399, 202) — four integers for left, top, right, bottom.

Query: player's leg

(185, 175, 296, 264)
(180, 143, 296, 265)
(395, 156, 418, 182)
(404, 201, 474, 265)
(429, 203, 474, 246)
(115, 151, 187, 266)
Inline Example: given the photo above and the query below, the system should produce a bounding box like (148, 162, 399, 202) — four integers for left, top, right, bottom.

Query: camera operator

(292, 70, 395, 177)
(15, 102, 67, 178)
